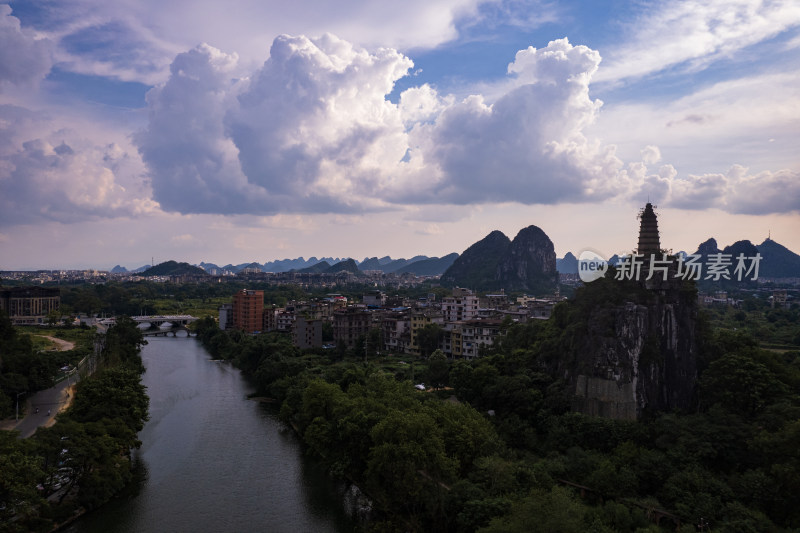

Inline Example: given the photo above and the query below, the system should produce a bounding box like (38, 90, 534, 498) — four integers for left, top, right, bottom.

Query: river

(67, 335, 359, 533)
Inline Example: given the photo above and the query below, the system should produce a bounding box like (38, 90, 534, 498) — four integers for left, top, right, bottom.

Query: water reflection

(68, 337, 358, 533)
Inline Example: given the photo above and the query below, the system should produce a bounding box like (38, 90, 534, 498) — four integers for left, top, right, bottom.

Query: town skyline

(1, 1, 798, 270)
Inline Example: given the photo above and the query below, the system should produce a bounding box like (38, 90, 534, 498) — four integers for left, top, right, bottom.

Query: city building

(333, 307, 372, 348)
(232, 289, 264, 333)
(480, 291, 508, 309)
(276, 308, 296, 332)
(442, 288, 479, 323)
(0, 286, 61, 325)
(363, 290, 386, 307)
(218, 303, 233, 330)
(293, 316, 323, 349)
(772, 289, 789, 309)
(443, 319, 502, 358)
(263, 305, 280, 332)
(381, 312, 411, 354)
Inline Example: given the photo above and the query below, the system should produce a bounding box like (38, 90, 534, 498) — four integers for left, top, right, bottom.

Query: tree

(479, 487, 589, 533)
(101, 316, 146, 372)
(426, 349, 449, 390)
(0, 432, 45, 529)
(417, 324, 443, 357)
(366, 409, 457, 523)
(68, 368, 149, 442)
(46, 309, 61, 327)
(700, 353, 787, 416)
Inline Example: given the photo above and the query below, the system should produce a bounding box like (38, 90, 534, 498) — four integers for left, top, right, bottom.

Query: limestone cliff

(441, 230, 511, 289)
(495, 225, 557, 293)
(442, 225, 556, 293)
(557, 277, 699, 420)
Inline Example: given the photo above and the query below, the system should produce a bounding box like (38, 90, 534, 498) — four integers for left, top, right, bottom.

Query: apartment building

(441, 288, 479, 323)
(293, 316, 323, 349)
(232, 289, 263, 333)
(0, 286, 61, 325)
(218, 303, 233, 330)
(381, 312, 411, 354)
(333, 307, 372, 348)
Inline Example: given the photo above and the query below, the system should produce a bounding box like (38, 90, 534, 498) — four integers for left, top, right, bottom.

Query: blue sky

(0, 0, 798, 270)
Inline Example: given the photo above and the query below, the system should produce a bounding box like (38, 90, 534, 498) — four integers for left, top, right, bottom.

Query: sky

(0, 0, 798, 270)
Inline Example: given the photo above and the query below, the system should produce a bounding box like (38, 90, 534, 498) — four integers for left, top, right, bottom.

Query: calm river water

(67, 335, 358, 533)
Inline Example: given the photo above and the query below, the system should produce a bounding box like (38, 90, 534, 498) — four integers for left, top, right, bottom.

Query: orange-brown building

(232, 289, 264, 333)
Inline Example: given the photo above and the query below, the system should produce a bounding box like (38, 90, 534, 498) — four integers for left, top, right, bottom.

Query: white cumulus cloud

(138, 35, 633, 213)
(227, 34, 413, 211)
(109, 33, 800, 220)
(0, 104, 157, 226)
(0, 5, 53, 90)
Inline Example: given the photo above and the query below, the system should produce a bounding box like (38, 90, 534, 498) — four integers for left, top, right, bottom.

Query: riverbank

(64, 335, 355, 533)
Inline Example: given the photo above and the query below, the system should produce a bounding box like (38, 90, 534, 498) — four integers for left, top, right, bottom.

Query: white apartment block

(442, 288, 479, 323)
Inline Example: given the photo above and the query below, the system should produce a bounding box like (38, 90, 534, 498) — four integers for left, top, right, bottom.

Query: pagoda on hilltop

(569, 201, 698, 421)
(637, 202, 661, 256)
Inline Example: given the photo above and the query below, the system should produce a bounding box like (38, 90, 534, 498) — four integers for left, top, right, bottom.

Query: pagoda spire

(637, 203, 660, 255)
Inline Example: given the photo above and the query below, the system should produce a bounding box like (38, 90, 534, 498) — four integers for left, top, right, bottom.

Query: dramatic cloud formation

(1, 1, 798, 268)
(138, 36, 629, 215)
(56, 19, 174, 84)
(0, 104, 156, 225)
(136, 33, 798, 219)
(0, 5, 52, 89)
(228, 34, 413, 212)
(403, 38, 623, 204)
(134, 44, 266, 214)
(632, 162, 800, 215)
(671, 166, 800, 214)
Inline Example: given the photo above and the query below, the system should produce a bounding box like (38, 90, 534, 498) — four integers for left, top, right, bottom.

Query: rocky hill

(441, 230, 511, 290)
(563, 276, 698, 420)
(757, 238, 800, 278)
(140, 261, 207, 277)
(556, 252, 578, 274)
(296, 261, 331, 274)
(692, 237, 799, 286)
(358, 257, 385, 271)
(441, 225, 557, 293)
(326, 259, 360, 274)
(496, 225, 557, 292)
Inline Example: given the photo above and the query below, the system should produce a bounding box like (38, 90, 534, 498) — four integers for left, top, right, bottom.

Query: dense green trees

(0, 316, 149, 532)
(192, 291, 800, 532)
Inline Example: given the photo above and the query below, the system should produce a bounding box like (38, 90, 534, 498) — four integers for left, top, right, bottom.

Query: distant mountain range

(192, 254, 458, 277)
(554, 237, 800, 279)
(692, 237, 800, 280)
(109, 236, 799, 283)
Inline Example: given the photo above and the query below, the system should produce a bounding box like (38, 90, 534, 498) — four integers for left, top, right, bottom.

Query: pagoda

(637, 202, 660, 256)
